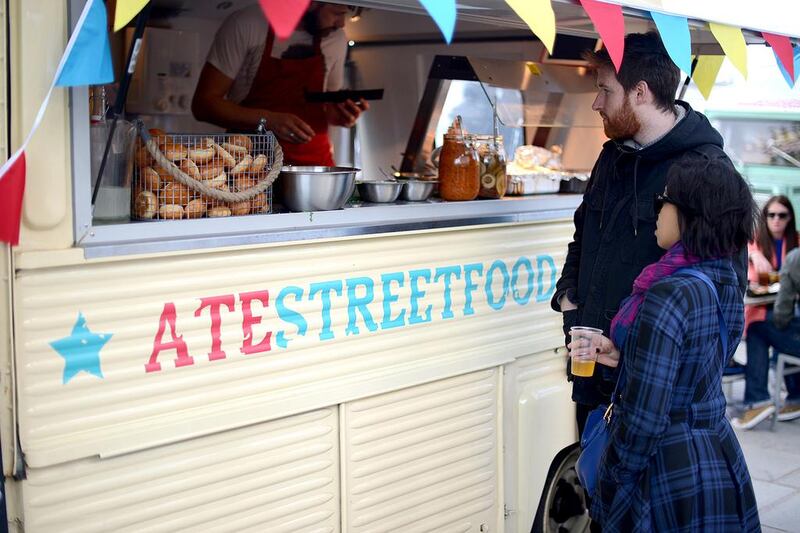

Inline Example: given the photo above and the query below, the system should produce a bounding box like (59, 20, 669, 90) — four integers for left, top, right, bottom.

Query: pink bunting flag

(258, 0, 312, 40)
(762, 32, 795, 84)
(579, 0, 625, 72)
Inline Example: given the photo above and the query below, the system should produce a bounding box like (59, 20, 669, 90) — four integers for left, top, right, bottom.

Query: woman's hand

(750, 250, 773, 273)
(595, 335, 620, 368)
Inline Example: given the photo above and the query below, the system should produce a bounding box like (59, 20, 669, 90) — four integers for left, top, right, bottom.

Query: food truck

(1, 1, 796, 531)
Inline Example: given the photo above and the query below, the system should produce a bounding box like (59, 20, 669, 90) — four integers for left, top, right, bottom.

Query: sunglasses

(654, 193, 685, 215)
(767, 212, 790, 220)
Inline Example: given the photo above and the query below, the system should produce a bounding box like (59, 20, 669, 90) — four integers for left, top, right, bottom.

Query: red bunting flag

(0, 152, 26, 246)
(258, 0, 311, 40)
(579, 0, 625, 72)
(762, 32, 795, 83)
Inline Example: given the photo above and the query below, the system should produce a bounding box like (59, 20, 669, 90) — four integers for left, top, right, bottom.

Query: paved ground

(726, 358, 800, 533)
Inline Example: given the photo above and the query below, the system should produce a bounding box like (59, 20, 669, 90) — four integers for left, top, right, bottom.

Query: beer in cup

(569, 326, 603, 377)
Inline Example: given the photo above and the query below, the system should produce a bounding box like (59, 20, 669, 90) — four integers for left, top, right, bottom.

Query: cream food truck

(1, 0, 795, 531)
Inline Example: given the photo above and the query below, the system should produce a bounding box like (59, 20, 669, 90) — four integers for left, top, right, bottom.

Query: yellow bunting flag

(709, 22, 748, 79)
(692, 55, 725, 100)
(114, 0, 150, 32)
(506, 0, 556, 54)
(527, 62, 542, 76)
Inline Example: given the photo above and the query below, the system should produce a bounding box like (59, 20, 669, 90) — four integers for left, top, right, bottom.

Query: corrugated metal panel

(22, 407, 340, 533)
(342, 369, 500, 532)
(14, 221, 572, 466)
(502, 350, 577, 533)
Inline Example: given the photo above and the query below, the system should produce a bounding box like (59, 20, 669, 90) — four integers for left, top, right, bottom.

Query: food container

(399, 179, 437, 202)
(131, 129, 276, 220)
(505, 161, 562, 195)
(279, 166, 358, 212)
(472, 134, 507, 199)
(357, 180, 403, 203)
(438, 132, 480, 201)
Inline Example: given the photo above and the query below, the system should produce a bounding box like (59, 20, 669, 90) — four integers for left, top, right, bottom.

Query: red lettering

(146, 302, 192, 373)
(239, 290, 272, 355)
(195, 294, 236, 361)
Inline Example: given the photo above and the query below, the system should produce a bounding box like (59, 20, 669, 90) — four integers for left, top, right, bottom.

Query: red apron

(241, 29, 334, 166)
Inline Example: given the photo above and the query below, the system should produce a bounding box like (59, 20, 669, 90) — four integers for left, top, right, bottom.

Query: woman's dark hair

(665, 153, 757, 259)
(755, 195, 797, 262)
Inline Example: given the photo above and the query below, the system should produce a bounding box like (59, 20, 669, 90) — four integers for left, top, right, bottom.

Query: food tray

(131, 128, 281, 220)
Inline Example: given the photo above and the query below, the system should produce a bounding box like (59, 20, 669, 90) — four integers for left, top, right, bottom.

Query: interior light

(348, 40, 356, 47)
(350, 6, 364, 22)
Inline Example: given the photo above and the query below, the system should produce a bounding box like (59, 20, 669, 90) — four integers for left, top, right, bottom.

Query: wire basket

(131, 127, 282, 221)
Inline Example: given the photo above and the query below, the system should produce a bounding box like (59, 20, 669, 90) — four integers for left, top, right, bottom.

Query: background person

(591, 154, 759, 532)
(192, 2, 368, 166)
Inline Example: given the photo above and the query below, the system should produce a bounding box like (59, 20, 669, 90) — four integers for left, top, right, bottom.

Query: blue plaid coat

(591, 259, 760, 532)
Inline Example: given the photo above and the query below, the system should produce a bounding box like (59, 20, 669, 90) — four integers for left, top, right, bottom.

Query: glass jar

(473, 135, 507, 199)
(438, 133, 480, 201)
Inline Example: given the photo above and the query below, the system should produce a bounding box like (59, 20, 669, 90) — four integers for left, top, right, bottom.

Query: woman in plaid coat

(589, 155, 761, 532)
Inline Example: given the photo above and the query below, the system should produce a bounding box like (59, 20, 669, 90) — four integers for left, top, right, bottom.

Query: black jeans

(745, 311, 800, 405)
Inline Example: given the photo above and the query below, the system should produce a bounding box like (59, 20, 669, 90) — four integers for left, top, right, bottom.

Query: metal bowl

(279, 166, 358, 212)
(399, 179, 437, 201)
(357, 180, 403, 203)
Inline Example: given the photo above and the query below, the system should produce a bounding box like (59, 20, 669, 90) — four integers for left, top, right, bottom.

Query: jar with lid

(438, 133, 480, 201)
(472, 135, 507, 199)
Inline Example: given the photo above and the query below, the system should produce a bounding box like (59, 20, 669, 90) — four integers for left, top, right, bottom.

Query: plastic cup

(569, 326, 603, 377)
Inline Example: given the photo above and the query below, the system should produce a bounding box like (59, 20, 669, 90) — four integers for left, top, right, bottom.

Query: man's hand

(560, 294, 577, 312)
(326, 98, 369, 127)
(265, 111, 315, 144)
(750, 250, 773, 273)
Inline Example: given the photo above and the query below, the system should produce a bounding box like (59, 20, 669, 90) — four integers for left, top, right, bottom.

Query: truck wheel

(530, 444, 592, 533)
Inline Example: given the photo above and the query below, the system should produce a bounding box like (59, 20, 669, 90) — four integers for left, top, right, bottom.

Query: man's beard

(602, 98, 641, 140)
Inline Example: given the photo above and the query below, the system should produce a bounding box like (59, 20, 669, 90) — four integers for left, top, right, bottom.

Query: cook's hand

(566, 334, 619, 368)
(750, 250, 772, 273)
(327, 98, 369, 127)
(265, 111, 314, 144)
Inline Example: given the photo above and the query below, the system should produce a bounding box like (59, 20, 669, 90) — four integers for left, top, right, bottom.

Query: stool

(770, 353, 800, 429)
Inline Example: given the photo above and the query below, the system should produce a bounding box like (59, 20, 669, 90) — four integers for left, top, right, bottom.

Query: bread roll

(198, 161, 225, 180)
(250, 154, 268, 173)
(161, 182, 192, 206)
(135, 145, 154, 168)
(206, 174, 228, 190)
(163, 143, 189, 160)
(212, 142, 237, 168)
(159, 204, 184, 220)
(156, 165, 174, 184)
(188, 138, 216, 163)
(233, 176, 258, 192)
(141, 167, 161, 190)
(134, 190, 158, 219)
(227, 134, 253, 152)
(228, 200, 251, 216)
(185, 199, 207, 219)
(208, 206, 232, 218)
(251, 192, 268, 214)
(230, 155, 253, 177)
(179, 158, 200, 180)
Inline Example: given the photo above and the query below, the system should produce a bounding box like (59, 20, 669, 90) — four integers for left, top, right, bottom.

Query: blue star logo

(49, 313, 111, 384)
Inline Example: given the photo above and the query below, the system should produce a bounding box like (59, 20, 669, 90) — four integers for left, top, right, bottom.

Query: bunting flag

(775, 45, 800, 88)
(709, 22, 748, 79)
(113, 0, 150, 32)
(418, 0, 457, 44)
(579, 0, 625, 72)
(651, 12, 692, 75)
(762, 32, 795, 84)
(692, 55, 725, 100)
(258, 0, 311, 40)
(0, 0, 114, 245)
(506, 0, 556, 54)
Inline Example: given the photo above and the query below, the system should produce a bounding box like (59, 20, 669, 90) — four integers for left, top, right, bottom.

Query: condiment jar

(438, 132, 480, 201)
(473, 134, 507, 199)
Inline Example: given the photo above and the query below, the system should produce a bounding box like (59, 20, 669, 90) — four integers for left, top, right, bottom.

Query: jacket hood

(607, 101, 724, 161)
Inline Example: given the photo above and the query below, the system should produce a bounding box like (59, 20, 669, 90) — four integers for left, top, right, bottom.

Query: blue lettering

(485, 260, 510, 310)
(346, 277, 378, 336)
(275, 286, 307, 349)
(309, 280, 343, 341)
(463, 263, 484, 316)
(536, 255, 557, 302)
(381, 272, 406, 330)
(434, 265, 461, 319)
(511, 257, 535, 305)
(409, 269, 433, 324)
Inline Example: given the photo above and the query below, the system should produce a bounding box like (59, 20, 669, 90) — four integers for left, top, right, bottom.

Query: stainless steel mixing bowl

(279, 166, 358, 212)
(357, 180, 403, 203)
(399, 179, 437, 201)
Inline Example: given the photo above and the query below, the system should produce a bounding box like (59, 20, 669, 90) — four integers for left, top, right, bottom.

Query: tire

(530, 444, 592, 533)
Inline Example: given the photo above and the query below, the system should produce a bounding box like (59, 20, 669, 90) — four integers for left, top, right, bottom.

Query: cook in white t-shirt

(192, 2, 368, 154)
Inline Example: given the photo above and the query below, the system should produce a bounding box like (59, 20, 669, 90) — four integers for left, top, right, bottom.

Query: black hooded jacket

(551, 101, 747, 407)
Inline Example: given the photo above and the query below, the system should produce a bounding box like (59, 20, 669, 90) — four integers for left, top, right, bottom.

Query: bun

(228, 201, 251, 216)
(233, 176, 258, 192)
(198, 161, 225, 180)
(250, 154, 267, 173)
(213, 142, 237, 168)
(135, 145, 153, 168)
(163, 143, 188, 161)
(227, 135, 253, 151)
(206, 174, 228, 189)
(161, 182, 192, 206)
(185, 199, 207, 219)
(230, 155, 253, 177)
(208, 206, 232, 217)
(134, 190, 158, 219)
(141, 167, 161, 190)
(251, 192, 268, 213)
(188, 138, 215, 163)
(159, 204, 184, 220)
(221, 142, 249, 158)
(179, 158, 200, 180)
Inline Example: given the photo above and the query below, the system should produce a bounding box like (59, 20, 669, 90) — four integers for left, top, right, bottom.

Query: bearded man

(551, 32, 745, 437)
